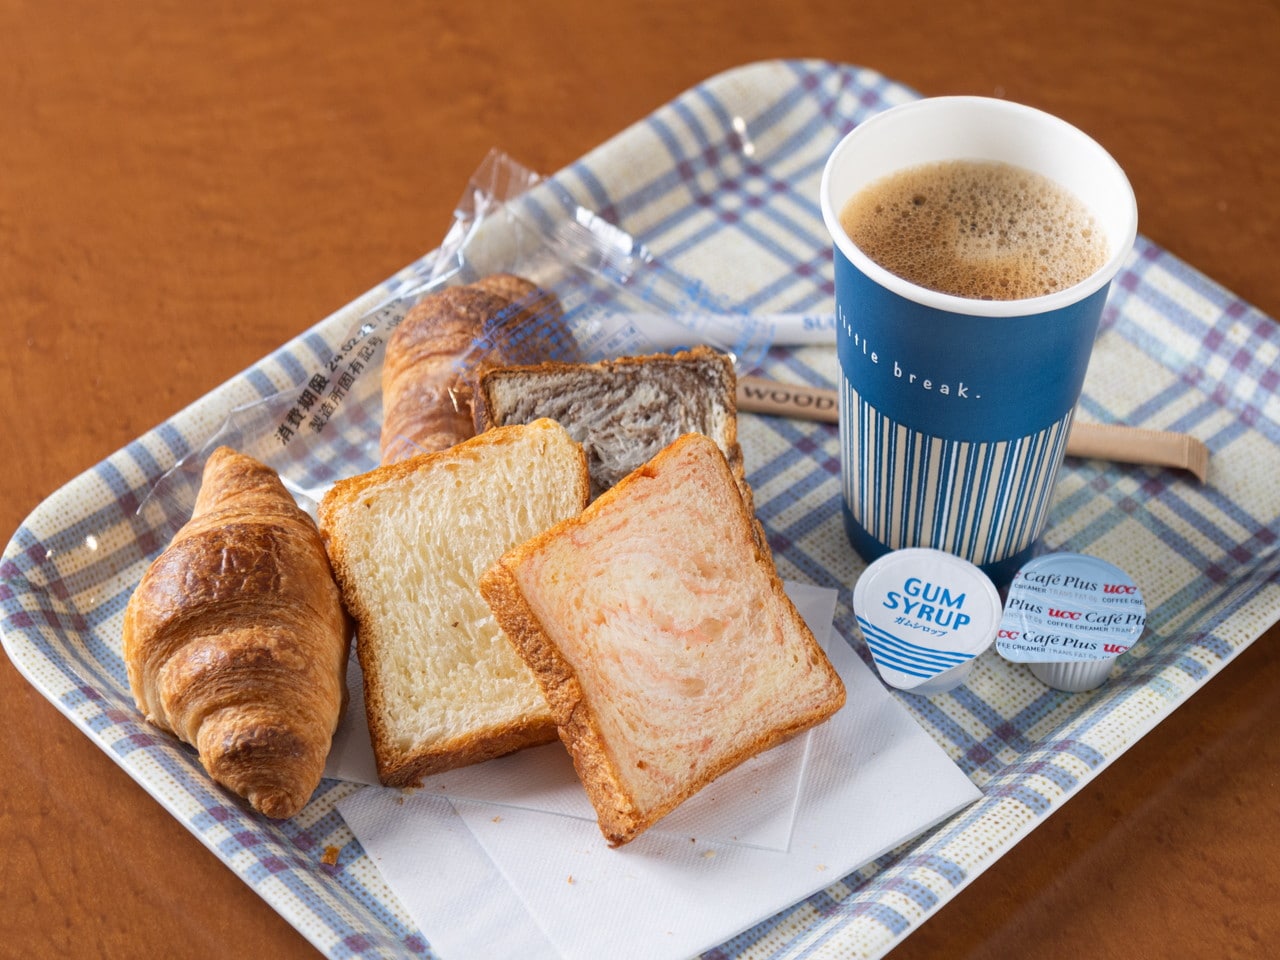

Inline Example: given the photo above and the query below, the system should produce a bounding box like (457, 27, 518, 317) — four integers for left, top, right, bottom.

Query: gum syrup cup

(853, 547, 1003, 696)
(996, 552, 1147, 692)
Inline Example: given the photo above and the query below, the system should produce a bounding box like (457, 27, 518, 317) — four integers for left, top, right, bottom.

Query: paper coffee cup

(820, 97, 1137, 587)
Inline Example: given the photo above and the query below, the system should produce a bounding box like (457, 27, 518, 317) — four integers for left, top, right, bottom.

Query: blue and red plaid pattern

(3, 60, 1278, 960)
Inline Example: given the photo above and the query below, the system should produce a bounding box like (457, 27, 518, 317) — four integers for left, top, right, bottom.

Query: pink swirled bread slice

(480, 432, 846, 845)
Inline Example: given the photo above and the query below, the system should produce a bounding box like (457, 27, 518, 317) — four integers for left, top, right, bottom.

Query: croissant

(123, 446, 350, 819)
(378, 273, 573, 463)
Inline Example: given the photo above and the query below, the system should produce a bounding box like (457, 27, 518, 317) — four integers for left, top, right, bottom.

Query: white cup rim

(820, 96, 1138, 318)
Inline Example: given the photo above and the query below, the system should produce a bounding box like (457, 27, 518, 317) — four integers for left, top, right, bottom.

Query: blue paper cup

(820, 97, 1137, 586)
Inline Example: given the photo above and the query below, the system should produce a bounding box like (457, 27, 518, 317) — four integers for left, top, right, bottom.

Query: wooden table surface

(3, 2, 1277, 958)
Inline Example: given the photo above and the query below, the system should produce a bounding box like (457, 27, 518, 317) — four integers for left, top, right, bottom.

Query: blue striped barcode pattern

(839, 381, 1074, 568)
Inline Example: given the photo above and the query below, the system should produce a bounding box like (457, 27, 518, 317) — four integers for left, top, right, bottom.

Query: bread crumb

(816, 864, 828, 871)
(321, 846, 340, 866)
(492, 815, 503, 823)
(701, 849, 716, 859)
(567, 875, 575, 885)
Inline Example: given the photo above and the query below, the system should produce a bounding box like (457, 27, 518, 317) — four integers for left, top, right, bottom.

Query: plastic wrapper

(141, 150, 777, 533)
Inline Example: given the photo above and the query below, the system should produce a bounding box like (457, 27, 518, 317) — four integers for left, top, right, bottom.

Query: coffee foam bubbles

(839, 160, 1108, 301)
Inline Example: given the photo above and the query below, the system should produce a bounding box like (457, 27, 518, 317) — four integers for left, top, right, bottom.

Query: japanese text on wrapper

(274, 333, 383, 447)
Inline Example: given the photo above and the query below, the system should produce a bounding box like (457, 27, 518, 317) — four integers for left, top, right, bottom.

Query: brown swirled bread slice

(319, 419, 590, 787)
(475, 346, 746, 503)
(480, 432, 845, 845)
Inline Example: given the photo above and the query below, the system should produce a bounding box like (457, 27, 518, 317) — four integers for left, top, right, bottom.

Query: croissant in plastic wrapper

(123, 446, 351, 819)
(378, 272, 576, 463)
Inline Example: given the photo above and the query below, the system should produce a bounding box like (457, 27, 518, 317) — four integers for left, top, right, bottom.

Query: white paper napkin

(331, 583, 981, 960)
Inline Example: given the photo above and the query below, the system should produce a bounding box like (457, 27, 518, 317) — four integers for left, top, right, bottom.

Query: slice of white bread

(475, 346, 746, 502)
(480, 432, 846, 845)
(318, 419, 590, 787)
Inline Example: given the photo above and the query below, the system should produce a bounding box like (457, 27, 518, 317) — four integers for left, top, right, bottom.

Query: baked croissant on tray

(123, 446, 350, 819)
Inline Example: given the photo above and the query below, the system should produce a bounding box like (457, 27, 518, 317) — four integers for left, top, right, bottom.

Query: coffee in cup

(838, 159, 1108, 301)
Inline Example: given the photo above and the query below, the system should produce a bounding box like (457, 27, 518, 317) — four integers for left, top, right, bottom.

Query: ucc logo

(1103, 643, 1126, 653)
(1048, 608, 1082, 620)
(1103, 583, 1138, 595)
(997, 629, 1020, 640)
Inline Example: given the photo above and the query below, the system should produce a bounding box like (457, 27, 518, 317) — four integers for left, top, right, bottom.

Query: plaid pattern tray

(4, 59, 1279, 960)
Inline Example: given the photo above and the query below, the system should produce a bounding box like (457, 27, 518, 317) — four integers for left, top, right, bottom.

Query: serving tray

(4, 59, 1279, 960)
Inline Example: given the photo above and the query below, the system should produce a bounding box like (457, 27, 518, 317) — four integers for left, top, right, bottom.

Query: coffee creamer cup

(997, 552, 1147, 692)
